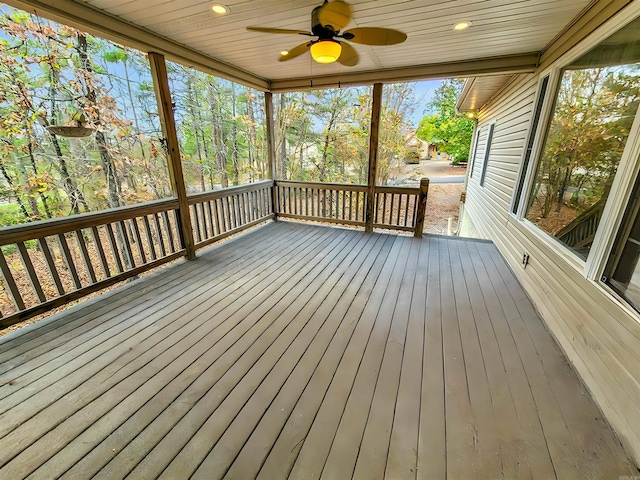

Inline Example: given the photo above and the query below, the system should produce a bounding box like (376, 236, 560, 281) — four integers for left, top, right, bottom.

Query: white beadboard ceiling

(80, 0, 592, 84)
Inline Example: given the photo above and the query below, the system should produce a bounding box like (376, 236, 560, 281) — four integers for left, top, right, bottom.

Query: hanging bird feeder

(46, 112, 94, 138)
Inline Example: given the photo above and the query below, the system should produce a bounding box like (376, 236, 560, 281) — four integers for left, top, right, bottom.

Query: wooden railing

(557, 198, 605, 250)
(275, 181, 367, 227)
(0, 178, 429, 328)
(187, 180, 274, 249)
(0, 199, 184, 327)
(275, 178, 429, 236)
(373, 185, 421, 232)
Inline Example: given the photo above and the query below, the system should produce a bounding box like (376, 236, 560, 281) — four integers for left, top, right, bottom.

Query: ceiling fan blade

(338, 41, 358, 66)
(317, 0, 352, 31)
(247, 26, 312, 35)
(342, 27, 407, 45)
(278, 42, 311, 62)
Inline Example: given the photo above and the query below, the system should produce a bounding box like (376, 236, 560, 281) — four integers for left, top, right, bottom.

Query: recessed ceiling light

(280, 50, 289, 56)
(453, 21, 472, 30)
(466, 112, 475, 118)
(211, 4, 230, 14)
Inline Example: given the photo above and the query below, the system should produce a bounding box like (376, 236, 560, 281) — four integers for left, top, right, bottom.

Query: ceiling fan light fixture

(280, 50, 289, 56)
(453, 20, 472, 30)
(310, 40, 342, 64)
(211, 4, 230, 14)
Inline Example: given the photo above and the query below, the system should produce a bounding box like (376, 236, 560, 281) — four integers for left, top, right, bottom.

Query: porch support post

(265, 91, 278, 219)
(365, 83, 383, 233)
(414, 177, 430, 238)
(148, 52, 196, 260)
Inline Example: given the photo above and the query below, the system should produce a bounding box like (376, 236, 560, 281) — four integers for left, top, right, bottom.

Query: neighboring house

(404, 131, 438, 161)
(457, 1, 640, 464)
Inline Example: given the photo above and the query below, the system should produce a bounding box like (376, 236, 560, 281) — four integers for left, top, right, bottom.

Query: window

(605, 171, 640, 312)
(512, 76, 550, 214)
(479, 123, 495, 187)
(525, 16, 640, 260)
(469, 127, 481, 179)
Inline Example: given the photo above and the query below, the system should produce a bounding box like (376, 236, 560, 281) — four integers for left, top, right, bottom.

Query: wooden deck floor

(0, 222, 635, 479)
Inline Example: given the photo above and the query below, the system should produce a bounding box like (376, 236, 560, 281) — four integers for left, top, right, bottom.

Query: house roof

(6, 0, 594, 91)
(455, 74, 516, 114)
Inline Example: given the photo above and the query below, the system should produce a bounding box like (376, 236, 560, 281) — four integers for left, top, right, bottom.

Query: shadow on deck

(0, 221, 635, 479)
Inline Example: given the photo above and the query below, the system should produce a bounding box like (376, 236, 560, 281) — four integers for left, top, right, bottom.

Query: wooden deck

(0, 221, 635, 479)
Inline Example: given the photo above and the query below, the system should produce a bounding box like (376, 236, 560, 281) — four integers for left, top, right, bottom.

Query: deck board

(0, 222, 635, 479)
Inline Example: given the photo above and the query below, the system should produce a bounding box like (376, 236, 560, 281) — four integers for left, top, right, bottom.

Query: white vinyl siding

(463, 65, 640, 465)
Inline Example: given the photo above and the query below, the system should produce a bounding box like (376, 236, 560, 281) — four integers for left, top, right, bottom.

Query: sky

(408, 79, 442, 127)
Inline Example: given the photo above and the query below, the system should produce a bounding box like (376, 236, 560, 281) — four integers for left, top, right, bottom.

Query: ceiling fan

(246, 0, 407, 66)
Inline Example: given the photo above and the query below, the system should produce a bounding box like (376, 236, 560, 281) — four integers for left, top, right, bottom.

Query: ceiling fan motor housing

(311, 5, 337, 39)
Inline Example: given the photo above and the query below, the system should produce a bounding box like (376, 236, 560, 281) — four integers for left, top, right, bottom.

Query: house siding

(462, 61, 640, 465)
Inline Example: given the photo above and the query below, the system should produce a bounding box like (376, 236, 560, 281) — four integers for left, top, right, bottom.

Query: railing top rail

(374, 185, 421, 194)
(275, 180, 367, 192)
(0, 198, 180, 246)
(187, 180, 274, 204)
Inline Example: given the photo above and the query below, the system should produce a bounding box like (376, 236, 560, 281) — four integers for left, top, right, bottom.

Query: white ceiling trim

(269, 53, 539, 92)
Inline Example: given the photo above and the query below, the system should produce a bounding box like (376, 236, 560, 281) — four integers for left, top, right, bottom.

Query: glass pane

(525, 16, 640, 260)
(606, 165, 640, 311)
(513, 76, 549, 213)
(0, 6, 170, 227)
(167, 62, 268, 192)
(273, 87, 371, 183)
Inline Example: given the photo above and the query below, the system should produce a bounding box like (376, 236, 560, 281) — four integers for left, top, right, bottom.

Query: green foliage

(416, 79, 474, 162)
(273, 82, 417, 185)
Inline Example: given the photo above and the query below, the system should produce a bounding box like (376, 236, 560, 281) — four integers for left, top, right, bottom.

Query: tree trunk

(0, 159, 31, 220)
(231, 83, 240, 186)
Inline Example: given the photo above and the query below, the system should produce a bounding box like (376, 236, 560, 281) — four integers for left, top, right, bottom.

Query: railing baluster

(404, 194, 410, 227)
(17, 241, 46, 303)
(198, 202, 208, 239)
(58, 233, 82, 289)
(118, 220, 136, 268)
(221, 198, 228, 233)
(142, 217, 157, 261)
(161, 212, 175, 254)
(0, 249, 25, 311)
(192, 205, 202, 243)
(239, 193, 245, 226)
(229, 196, 237, 229)
(152, 214, 167, 257)
(236, 194, 242, 227)
(131, 219, 147, 265)
(106, 223, 125, 273)
(39, 237, 66, 294)
(341, 191, 346, 220)
(213, 199, 222, 235)
(75, 230, 97, 283)
(205, 201, 214, 238)
(91, 226, 111, 278)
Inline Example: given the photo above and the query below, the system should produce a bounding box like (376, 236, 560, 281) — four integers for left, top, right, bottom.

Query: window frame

(479, 121, 495, 188)
(512, 6, 640, 294)
(510, 74, 551, 216)
(468, 125, 482, 179)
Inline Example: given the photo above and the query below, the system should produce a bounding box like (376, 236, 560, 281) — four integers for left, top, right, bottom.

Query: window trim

(586, 101, 640, 281)
(479, 121, 495, 187)
(510, 75, 550, 216)
(468, 125, 481, 179)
